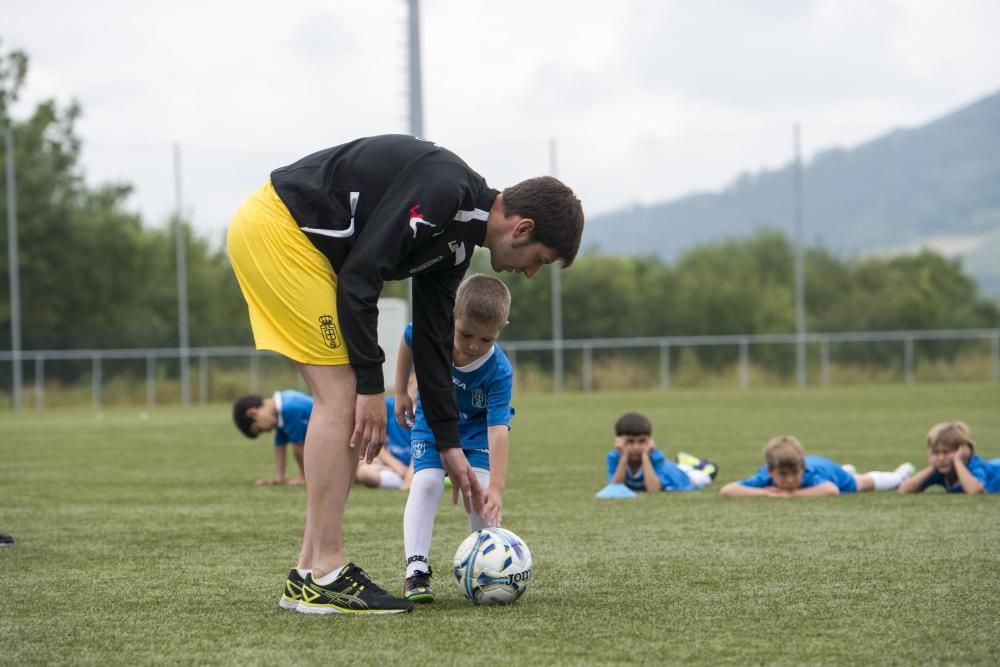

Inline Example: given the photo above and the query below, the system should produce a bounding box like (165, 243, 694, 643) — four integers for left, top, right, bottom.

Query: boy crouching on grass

(898, 421, 1000, 495)
(719, 435, 915, 497)
(606, 412, 718, 492)
(395, 274, 516, 603)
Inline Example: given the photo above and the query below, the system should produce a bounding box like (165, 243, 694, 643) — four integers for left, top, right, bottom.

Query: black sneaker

(0, 533, 13, 548)
(279, 568, 305, 610)
(403, 566, 434, 603)
(297, 563, 414, 615)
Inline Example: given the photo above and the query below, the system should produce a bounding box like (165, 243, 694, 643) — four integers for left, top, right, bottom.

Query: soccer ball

(452, 527, 533, 605)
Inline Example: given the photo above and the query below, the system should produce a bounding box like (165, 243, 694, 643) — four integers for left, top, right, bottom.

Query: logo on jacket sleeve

(471, 388, 485, 408)
(412, 440, 426, 459)
(318, 315, 341, 349)
(408, 204, 437, 238)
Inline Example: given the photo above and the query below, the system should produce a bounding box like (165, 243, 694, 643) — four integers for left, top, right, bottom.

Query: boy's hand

(613, 436, 625, 452)
(642, 438, 656, 455)
(481, 486, 503, 528)
(394, 393, 415, 428)
(764, 487, 792, 497)
(255, 478, 282, 486)
(954, 443, 972, 465)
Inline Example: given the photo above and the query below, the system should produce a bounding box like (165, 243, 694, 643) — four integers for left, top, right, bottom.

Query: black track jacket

(270, 135, 499, 449)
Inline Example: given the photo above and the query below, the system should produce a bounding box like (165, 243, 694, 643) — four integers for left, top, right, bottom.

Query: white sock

(296, 568, 310, 578)
(379, 469, 403, 489)
(314, 565, 344, 585)
(679, 465, 712, 489)
(864, 471, 904, 491)
(404, 468, 445, 577)
(467, 468, 491, 531)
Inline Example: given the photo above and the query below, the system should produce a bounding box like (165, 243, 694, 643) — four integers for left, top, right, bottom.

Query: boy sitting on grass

(720, 435, 914, 497)
(898, 421, 1000, 495)
(606, 412, 718, 492)
(233, 390, 412, 489)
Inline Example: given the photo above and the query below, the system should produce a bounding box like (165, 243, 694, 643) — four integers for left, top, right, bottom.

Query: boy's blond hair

(927, 421, 975, 451)
(764, 435, 806, 472)
(454, 274, 510, 326)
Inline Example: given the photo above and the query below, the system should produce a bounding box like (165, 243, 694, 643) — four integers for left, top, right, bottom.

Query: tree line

(1, 45, 997, 375)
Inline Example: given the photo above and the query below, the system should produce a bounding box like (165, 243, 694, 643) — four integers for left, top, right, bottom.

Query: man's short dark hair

(615, 412, 652, 437)
(233, 394, 264, 438)
(502, 176, 584, 267)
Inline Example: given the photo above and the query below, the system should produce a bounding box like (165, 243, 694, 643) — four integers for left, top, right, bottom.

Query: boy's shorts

(227, 181, 351, 366)
(411, 440, 490, 473)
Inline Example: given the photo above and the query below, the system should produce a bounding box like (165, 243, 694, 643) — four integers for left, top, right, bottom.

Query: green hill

(588, 91, 1000, 295)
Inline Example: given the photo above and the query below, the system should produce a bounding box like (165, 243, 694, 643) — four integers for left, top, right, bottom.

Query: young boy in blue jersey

(233, 391, 413, 489)
(233, 390, 312, 486)
(393, 274, 514, 603)
(719, 435, 914, 497)
(898, 421, 1000, 495)
(606, 412, 718, 492)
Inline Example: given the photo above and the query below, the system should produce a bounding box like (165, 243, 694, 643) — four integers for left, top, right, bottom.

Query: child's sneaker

(297, 563, 414, 615)
(895, 462, 916, 480)
(677, 452, 719, 480)
(279, 568, 305, 610)
(841, 463, 858, 476)
(0, 533, 14, 548)
(403, 566, 435, 603)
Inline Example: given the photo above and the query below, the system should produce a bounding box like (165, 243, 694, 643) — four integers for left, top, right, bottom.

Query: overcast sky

(5, 0, 1000, 244)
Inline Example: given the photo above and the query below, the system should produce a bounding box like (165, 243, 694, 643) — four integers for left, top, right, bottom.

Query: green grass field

(2, 383, 998, 665)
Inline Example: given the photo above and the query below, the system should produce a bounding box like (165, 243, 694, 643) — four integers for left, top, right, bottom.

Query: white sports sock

(865, 471, 904, 491)
(314, 565, 344, 585)
(467, 468, 491, 532)
(296, 568, 310, 578)
(404, 468, 445, 577)
(679, 465, 712, 489)
(379, 469, 403, 489)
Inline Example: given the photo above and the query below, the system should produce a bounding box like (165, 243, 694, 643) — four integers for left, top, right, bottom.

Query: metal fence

(0, 328, 998, 410)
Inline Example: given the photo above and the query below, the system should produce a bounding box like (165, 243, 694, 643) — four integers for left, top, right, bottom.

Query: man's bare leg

(295, 362, 357, 579)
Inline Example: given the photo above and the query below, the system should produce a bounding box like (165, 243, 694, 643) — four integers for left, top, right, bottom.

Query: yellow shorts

(227, 181, 351, 366)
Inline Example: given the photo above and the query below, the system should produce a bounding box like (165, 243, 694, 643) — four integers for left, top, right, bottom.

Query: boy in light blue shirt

(394, 274, 514, 603)
(233, 390, 313, 485)
(720, 435, 914, 497)
(605, 412, 718, 492)
(899, 421, 1000, 495)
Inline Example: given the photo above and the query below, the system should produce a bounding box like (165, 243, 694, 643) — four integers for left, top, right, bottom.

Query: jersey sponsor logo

(471, 388, 485, 408)
(453, 377, 466, 390)
(409, 204, 437, 238)
(412, 440, 426, 459)
(318, 315, 341, 348)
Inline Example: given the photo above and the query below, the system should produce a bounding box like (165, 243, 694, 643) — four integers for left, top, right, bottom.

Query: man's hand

(441, 447, 484, 515)
(352, 393, 386, 463)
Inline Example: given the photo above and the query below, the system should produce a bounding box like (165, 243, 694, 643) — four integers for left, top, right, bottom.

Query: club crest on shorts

(471, 388, 485, 408)
(412, 440, 426, 459)
(318, 315, 341, 349)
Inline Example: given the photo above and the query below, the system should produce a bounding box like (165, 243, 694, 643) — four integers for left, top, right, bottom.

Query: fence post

(739, 338, 750, 389)
(34, 354, 44, 409)
(250, 351, 260, 393)
(582, 346, 592, 392)
(904, 337, 914, 385)
(820, 337, 830, 387)
(659, 342, 670, 390)
(993, 331, 999, 383)
(198, 351, 208, 404)
(146, 354, 156, 408)
(92, 354, 102, 411)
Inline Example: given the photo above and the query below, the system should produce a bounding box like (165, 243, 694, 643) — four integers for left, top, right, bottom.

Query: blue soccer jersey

(384, 395, 413, 466)
(404, 322, 514, 460)
(606, 447, 694, 492)
(739, 455, 858, 493)
(921, 454, 1000, 493)
(273, 390, 313, 447)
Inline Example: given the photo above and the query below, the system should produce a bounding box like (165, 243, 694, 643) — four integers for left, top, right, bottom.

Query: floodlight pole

(174, 143, 190, 405)
(793, 125, 806, 388)
(550, 138, 564, 393)
(406, 0, 424, 311)
(5, 127, 22, 411)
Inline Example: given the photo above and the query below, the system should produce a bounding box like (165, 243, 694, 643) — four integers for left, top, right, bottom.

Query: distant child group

(604, 414, 998, 498)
